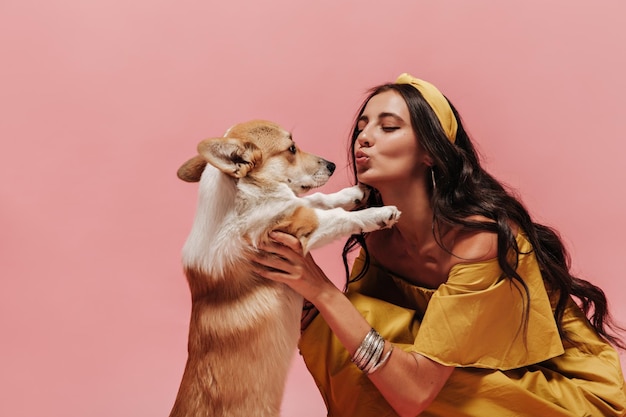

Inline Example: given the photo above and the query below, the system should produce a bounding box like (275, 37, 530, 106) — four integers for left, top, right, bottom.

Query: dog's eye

(288, 145, 297, 154)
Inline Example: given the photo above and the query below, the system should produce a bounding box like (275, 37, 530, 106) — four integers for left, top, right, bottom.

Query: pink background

(1, 1, 625, 416)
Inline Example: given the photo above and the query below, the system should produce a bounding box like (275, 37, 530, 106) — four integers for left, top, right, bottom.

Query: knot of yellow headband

(395, 73, 458, 143)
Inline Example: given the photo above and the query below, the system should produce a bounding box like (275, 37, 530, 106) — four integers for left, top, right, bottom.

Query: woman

(251, 73, 626, 417)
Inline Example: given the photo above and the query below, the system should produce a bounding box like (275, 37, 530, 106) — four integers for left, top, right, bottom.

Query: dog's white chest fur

(182, 164, 243, 276)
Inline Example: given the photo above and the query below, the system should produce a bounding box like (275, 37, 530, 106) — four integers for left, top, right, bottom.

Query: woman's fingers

(252, 240, 299, 275)
(254, 231, 303, 265)
(251, 233, 333, 302)
(250, 232, 310, 286)
(268, 231, 303, 253)
(251, 248, 287, 271)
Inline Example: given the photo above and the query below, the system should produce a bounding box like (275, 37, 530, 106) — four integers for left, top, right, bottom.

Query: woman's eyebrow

(378, 112, 403, 121)
(358, 112, 404, 124)
(359, 112, 402, 120)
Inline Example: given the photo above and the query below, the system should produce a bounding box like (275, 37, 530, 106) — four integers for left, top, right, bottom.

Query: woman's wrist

(306, 281, 344, 311)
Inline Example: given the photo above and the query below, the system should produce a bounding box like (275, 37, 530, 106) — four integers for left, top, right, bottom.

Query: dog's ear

(198, 137, 262, 178)
(177, 155, 207, 183)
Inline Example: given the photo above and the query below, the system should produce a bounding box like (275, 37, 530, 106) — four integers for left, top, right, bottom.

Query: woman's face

(354, 90, 430, 188)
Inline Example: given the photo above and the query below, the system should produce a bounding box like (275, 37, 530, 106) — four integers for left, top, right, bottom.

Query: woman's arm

(251, 232, 454, 417)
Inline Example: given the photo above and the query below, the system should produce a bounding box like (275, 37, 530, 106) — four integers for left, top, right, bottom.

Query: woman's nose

(357, 129, 371, 147)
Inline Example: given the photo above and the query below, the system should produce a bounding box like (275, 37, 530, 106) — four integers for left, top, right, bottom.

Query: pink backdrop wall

(1, 1, 624, 416)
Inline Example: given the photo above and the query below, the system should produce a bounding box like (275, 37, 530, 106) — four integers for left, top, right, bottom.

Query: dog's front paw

(358, 206, 401, 233)
(378, 206, 401, 229)
(337, 184, 370, 209)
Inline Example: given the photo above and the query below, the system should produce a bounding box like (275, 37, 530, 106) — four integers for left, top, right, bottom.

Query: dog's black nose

(327, 162, 336, 174)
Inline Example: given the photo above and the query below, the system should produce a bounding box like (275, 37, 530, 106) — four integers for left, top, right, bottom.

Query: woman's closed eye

(381, 126, 400, 132)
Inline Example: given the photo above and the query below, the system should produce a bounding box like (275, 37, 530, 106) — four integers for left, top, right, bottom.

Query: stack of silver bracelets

(351, 328, 395, 374)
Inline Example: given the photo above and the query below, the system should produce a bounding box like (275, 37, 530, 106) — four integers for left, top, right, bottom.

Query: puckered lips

(355, 149, 369, 166)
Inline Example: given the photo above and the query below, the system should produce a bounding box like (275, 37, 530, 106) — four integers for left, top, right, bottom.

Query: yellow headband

(395, 73, 458, 143)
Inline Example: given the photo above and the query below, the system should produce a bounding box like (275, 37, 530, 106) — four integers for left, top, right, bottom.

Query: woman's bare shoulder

(449, 215, 499, 263)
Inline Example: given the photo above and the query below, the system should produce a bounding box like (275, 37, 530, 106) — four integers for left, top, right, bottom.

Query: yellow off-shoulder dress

(299, 233, 626, 416)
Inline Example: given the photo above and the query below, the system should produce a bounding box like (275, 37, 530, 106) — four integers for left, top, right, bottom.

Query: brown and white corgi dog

(170, 120, 400, 417)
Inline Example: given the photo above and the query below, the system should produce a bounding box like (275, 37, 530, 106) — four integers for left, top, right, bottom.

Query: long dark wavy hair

(342, 83, 624, 349)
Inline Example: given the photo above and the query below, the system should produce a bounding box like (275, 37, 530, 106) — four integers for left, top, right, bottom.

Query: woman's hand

(250, 231, 336, 303)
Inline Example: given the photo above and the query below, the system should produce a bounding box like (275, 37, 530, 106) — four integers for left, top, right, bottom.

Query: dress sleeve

(412, 235, 565, 370)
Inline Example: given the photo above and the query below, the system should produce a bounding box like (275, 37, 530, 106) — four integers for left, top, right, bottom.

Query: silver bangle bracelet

(363, 337, 385, 373)
(351, 328, 393, 374)
(368, 344, 395, 374)
(352, 329, 378, 367)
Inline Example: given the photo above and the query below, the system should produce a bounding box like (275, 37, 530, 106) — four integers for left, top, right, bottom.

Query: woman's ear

(423, 154, 434, 167)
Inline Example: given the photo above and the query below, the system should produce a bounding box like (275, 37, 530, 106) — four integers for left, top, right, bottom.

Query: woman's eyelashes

(356, 123, 399, 134)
